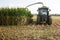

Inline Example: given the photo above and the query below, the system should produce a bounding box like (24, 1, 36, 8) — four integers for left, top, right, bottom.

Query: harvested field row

(0, 16, 60, 40)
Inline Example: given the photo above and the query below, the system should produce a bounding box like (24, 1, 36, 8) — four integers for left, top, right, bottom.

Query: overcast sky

(0, 0, 60, 14)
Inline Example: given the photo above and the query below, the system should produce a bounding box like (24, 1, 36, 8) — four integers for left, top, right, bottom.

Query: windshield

(40, 9, 47, 15)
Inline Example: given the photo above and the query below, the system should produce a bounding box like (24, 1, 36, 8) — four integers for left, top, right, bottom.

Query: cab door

(40, 9, 48, 23)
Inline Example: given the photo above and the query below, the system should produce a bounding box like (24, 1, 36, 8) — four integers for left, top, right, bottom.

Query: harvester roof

(38, 6, 49, 10)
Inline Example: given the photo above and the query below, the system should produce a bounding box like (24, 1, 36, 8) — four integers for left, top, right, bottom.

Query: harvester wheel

(47, 17, 52, 25)
(36, 15, 41, 24)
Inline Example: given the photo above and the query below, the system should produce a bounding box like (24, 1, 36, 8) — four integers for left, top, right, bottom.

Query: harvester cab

(37, 6, 52, 25)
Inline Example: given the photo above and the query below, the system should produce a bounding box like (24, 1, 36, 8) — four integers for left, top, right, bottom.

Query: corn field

(0, 8, 33, 25)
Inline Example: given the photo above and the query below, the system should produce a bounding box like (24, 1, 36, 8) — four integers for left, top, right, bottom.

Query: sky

(0, 0, 60, 14)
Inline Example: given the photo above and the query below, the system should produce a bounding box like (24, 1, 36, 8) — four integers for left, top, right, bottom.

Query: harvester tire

(47, 17, 52, 25)
(36, 15, 41, 24)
